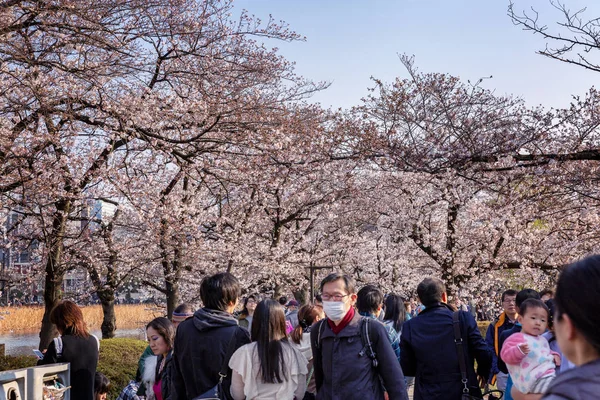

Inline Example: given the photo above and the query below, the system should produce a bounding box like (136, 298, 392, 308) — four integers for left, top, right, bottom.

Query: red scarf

(327, 306, 355, 335)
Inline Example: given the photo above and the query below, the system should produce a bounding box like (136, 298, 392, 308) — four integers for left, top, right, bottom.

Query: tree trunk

(39, 272, 63, 350)
(99, 292, 117, 339)
(165, 277, 179, 320)
(292, 287, 309, 305)
(39, 200, 71, 350)
(272, 283, 283, 301)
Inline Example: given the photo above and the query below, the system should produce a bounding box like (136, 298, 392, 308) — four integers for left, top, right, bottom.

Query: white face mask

(322, 301, 348, 321)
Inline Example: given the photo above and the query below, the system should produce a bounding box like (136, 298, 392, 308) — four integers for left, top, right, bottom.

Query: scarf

(327, 306, 355, 335)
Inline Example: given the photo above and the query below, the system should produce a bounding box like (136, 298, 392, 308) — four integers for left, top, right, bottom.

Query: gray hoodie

(542, 359, 600, 400)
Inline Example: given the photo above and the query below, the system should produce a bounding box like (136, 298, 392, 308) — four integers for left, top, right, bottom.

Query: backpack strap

(452, 311, 470, 396)
(358, 317, 378, 368)
(53, 336, 63, 358)
(315, 319, 326, 350)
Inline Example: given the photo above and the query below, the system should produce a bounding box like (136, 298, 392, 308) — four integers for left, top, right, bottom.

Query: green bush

(0, 355, 37, 371)
(98, 338, 148, 399)
(0, 338, 147, 400)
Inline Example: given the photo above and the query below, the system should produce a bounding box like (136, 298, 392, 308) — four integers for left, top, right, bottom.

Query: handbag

(452, 312, 503, 400)
(193, 331, 239, 400)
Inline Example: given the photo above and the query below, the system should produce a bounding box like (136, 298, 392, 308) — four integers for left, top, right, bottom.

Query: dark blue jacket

(400, 303, 492, 400)
(498, 324, 522, 374)
(311, 310, 408, 400)
(485, 312, 517, 377)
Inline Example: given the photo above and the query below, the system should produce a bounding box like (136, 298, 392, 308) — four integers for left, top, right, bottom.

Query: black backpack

(315, 316, 378, 367)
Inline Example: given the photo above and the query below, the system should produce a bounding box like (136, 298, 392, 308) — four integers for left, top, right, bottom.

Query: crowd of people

(37, 254, 600, 399)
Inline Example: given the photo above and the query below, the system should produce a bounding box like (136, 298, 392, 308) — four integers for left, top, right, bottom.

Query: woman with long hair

(290, 303, 325, 398)
(238, 294, 257, 331)
(229, 299, 308, 399)
(142, 317, 175, 400)
(38, 300, 99, 400)
(383, 293, 406, 334)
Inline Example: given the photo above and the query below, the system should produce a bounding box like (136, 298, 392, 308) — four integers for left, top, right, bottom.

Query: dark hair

(356, 285, 383, 315)
(516, 289, 540, 310)
(291, 303, 322, 344)
(545, 299, 556, 329)
(240, 294, 257, 318)
(146, 317, 175, 350)
(320, 272, 356, 294)
(251, 299, 288, 384)
(94, 372, 110, 395)
(315, 294, 323, 303)
(501, 289, 518, 302)
(50, 301, 89, 338)
(383, 294, 406, 333)
(555, 255, 600, 354)
(278, 296, 288, 306)
(174, 303, 194, 314)
(519, 298, 549, 320)
(200, 272, 241, 311)
(417, 277, 446, 307)
(539, 289, 554, 298)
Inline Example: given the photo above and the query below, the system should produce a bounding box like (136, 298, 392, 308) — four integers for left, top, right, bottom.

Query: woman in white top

(229, 299, 308, 400)
(290, 303, 325, 398)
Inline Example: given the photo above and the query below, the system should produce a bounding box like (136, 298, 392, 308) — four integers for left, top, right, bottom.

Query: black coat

(158, 351, 173, 400)
(170, 308, 251, 400)
(400, 303, 492, 400)
(38, 333, 99, 400)
(310, 310, 409, 400)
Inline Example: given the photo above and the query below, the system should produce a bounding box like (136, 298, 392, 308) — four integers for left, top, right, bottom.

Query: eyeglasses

(503, 299, 516, 304)
(321, 293, 350, 302)
(246, 299, 256, 304)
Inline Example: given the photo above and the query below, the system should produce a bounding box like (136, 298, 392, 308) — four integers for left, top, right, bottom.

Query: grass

(0, 304, 163, 333)
(0, 338, 148, 399)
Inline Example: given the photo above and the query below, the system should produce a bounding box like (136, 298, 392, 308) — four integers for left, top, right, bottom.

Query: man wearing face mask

(310, 272, 408, 400)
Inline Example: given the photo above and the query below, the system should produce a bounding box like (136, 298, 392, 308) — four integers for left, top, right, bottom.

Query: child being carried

(501, 298, 560, 394)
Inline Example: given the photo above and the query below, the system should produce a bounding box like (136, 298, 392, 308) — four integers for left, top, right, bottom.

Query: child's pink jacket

(500, 332, 557, 393)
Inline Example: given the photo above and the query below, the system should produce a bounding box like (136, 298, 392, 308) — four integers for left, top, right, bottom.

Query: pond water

(0, 328, 147, 356)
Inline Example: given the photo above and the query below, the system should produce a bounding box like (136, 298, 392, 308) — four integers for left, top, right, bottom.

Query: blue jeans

(504, 374, 514, 400)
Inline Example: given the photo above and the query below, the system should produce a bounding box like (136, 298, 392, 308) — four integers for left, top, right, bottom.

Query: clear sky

(234, 0, 599, 110)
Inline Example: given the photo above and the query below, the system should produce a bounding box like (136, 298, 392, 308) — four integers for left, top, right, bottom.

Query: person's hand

(511, 385, 543, 400)
(553, 353, 562, 366)
(384, 392, 389, 400)
(518, 342, 530, 354)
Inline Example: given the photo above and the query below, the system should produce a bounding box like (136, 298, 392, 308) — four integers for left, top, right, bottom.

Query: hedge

(0, 337, 147, 399)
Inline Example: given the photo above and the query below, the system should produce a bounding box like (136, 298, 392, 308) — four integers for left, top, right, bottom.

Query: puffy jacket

(170, 308, 251, 400)
(542, 359, 600, 400)
(310, 310, 408, 400)
(400, 303, 492, 400)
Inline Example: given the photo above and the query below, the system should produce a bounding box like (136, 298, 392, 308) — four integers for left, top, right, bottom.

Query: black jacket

(170, 308, 251, 400)
(158, 351, 173, 400)
(542, 359, 600, 400)
(38, 333, 99, 400)
(310, 310, 408, 400)
(400, 303, 492, 400)
(498, 324, 522, 374)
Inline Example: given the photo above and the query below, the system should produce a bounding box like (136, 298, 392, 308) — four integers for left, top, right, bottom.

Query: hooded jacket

(170, 308, 251, 400)
(542, 359, 600, 400)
